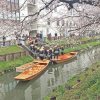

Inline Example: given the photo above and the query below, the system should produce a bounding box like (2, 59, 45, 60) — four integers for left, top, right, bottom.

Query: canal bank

(44, 62, 100, 100)
(45, 46, 100, 100)
(0, 45, 33, 75)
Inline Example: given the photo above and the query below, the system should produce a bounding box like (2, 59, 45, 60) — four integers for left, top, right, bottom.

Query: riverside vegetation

(44, 62, 100, 100)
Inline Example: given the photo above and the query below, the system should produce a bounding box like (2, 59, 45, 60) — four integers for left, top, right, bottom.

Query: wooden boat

(16, 58, 49, 72)
(51, 52, 78, 64)
(16, 61, 39, 72)
(14, 60, 50, 81)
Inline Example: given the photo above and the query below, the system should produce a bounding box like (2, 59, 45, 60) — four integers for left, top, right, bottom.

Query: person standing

(3, 36, 6, 46)
(48, 48, 53, 60)
(44, 48, 48, 59)
(39, 49, 44, 60)
(55, 33, 57, 40)
(60, 46, 64, 55)
(54, 46, 59, 59)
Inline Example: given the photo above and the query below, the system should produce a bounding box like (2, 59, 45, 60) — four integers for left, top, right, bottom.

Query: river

(0, 47, 100, 100)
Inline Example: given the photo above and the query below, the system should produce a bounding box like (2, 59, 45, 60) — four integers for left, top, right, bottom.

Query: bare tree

(0, 0, 100, 40)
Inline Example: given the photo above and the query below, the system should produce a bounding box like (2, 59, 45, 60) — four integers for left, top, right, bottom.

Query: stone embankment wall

(0, 51, 29, 61)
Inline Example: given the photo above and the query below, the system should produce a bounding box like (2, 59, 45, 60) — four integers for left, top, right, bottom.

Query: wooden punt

(51, 52, 78, 64)
(14, 60, 50, 81)
(16, 61, 39, 72)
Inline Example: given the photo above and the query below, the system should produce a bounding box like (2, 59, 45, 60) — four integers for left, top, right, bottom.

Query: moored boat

(14, 59, 50, 81)
(51, 52, 78, 64)
(16, 61, 36, 72)
(16, 59, 48, 72)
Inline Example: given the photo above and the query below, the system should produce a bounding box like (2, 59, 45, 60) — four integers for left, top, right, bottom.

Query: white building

(20, 0, 77, 37)
(20, 0, 100, 37)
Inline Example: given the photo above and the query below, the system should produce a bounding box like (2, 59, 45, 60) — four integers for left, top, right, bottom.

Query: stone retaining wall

(0, 51, 29, 61)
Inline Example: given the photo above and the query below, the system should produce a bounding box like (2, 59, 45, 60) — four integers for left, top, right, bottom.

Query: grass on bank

(44, 62, 100, 100)
(45, 36, 100, 46)
(0, 55, 33, 71)
(64, 41, 100, 53)
(0, 45, 23, 55)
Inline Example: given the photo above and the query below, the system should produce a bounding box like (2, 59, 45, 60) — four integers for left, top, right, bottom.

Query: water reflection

(0, 47, 100, 100)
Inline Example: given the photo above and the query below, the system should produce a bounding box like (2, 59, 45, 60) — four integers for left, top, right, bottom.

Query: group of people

(29, 44, 64, 60)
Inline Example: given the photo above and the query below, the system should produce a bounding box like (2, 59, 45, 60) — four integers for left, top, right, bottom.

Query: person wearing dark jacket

(54, 47, 59, 59)
(60, 46, 64, 55)
(48, 48, 53, 60)
(44, 49, 48, 58)
(39, 50, 44, 60)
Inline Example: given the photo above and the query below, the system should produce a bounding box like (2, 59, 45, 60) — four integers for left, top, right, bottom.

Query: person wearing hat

(44, 48, 48, 59)
(39, 49, 44, 60)
(48, 48, 53, 60)
(33, 46, 38, 59)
